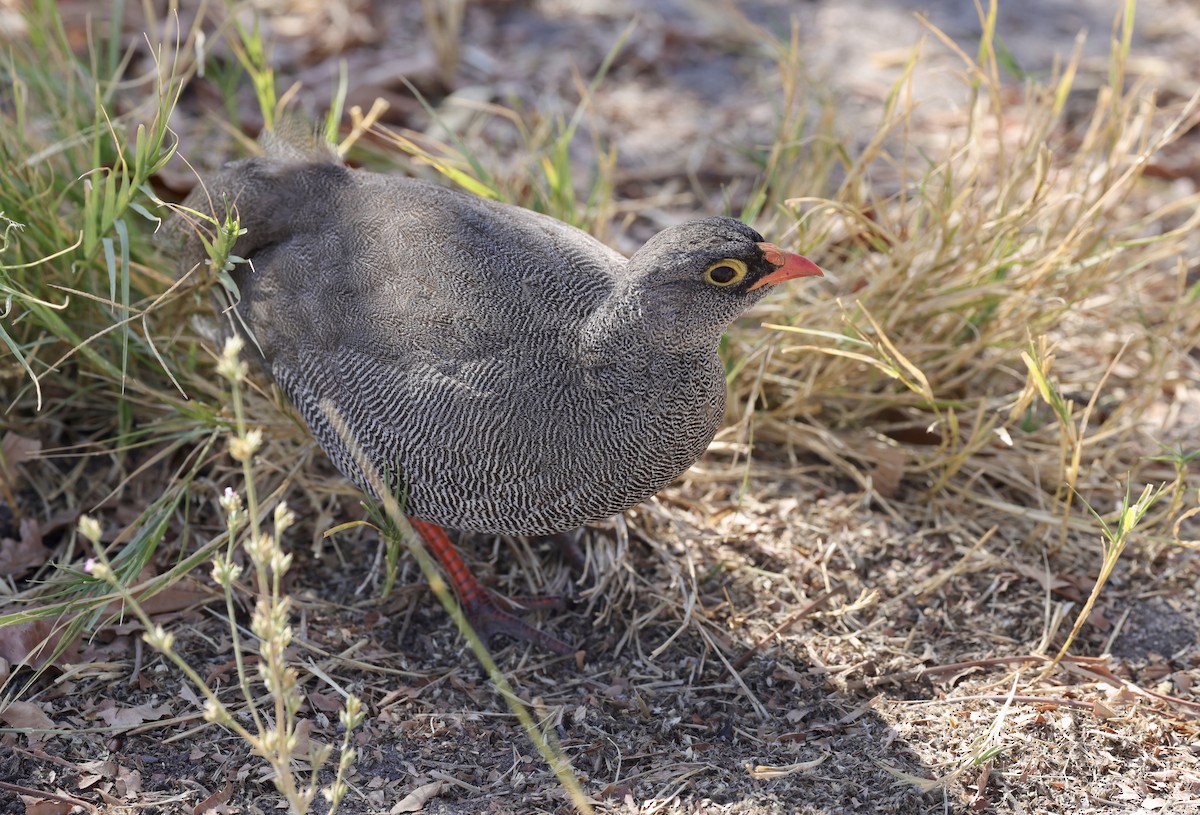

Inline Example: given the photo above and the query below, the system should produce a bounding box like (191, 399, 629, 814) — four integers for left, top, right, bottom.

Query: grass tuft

(732, 2, 1200, 580)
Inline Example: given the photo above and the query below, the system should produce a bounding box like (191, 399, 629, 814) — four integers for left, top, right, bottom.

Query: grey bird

(175, 143, 823, 654)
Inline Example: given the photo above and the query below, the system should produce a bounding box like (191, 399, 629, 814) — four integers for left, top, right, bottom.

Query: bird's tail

(168, 124, 341, 282)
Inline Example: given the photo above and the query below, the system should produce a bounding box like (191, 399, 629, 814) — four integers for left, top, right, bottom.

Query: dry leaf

(0, 617, 80, 669)
(391, 781, 444, 813)
(95, 699, 172, 728)
(116, 766, 142, 798)
(137, 579, 219, 616)
(292, 717, 313, 757)
(869, 444, 907, 498)
(745, 753, 829, 779)
(2, 700, 56, 731)
(2, 430, 41, 469)
(308, 690, 343, 713)
(77, 759, 118, 776)
(179, 683, 203, 708)
(75, 773, 105, 791)
(19, 797, 74, 815)
(1011, 563, 1073, 596)
(0, 517, 48, 576)
(190, 781, 234, 815)
(1, 700, 59, 732)
(75, 761, 117, 794)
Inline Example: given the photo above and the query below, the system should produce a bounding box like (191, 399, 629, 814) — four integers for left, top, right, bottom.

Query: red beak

(749, 243, 824, 291)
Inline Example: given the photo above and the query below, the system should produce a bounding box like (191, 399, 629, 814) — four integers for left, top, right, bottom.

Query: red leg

(407, 517, 575, 655)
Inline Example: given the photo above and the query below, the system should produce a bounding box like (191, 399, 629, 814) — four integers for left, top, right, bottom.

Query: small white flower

(78, 515, 103, 543)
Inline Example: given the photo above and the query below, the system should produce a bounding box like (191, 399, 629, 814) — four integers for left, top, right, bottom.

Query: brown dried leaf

(190, 781, 233, 815)
(390, 781, 444, 813)
(745, 753, 829, 778)
(0, 517, 48, 576)
(75, 773, 105, 791)
(136, 579, 219, 616)
(116, 766, 142, 799)
(869, 445, 907, 498)
(78, 759, 118, 778)
(1, 700, 59, 731)
(2, 431, 41, 468)
(179, 683, 203, 709)
(292, 717, 313, 757)
(308, 690, 343, 713)
(1011, 563, 1073, 596)
(19, 798, 74, 815)
(95, 699, 172, 728)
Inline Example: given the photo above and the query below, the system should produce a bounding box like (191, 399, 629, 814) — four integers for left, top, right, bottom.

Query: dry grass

(732, 7, 1200, 560)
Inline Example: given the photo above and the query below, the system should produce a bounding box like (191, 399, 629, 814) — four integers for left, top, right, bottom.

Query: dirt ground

(3, 1, 1200, 814)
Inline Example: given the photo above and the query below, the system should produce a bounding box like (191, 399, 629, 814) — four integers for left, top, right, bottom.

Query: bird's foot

(461, 592, 575, 656)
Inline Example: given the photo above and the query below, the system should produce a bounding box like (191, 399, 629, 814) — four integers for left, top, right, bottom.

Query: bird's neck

(577, 283, 721, 363)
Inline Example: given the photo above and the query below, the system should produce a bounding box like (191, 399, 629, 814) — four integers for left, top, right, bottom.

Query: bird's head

(625, 217, 823, 351)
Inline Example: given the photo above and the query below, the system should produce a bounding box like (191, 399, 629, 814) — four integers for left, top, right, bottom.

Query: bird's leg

(544, 527, 589, 573)
(406, 517, 576, 655)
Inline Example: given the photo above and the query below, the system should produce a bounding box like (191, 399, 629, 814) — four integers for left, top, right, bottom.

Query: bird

(174, 139, 823, 654)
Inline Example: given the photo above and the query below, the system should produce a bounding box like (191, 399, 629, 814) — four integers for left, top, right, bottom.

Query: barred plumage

(174, 148, 820, 538)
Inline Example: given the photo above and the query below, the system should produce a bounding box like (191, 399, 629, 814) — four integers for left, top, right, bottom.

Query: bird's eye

(704, 259, 748, 287)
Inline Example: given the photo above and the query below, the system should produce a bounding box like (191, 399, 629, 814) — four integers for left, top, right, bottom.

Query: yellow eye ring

(704, 258, 748, 287)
